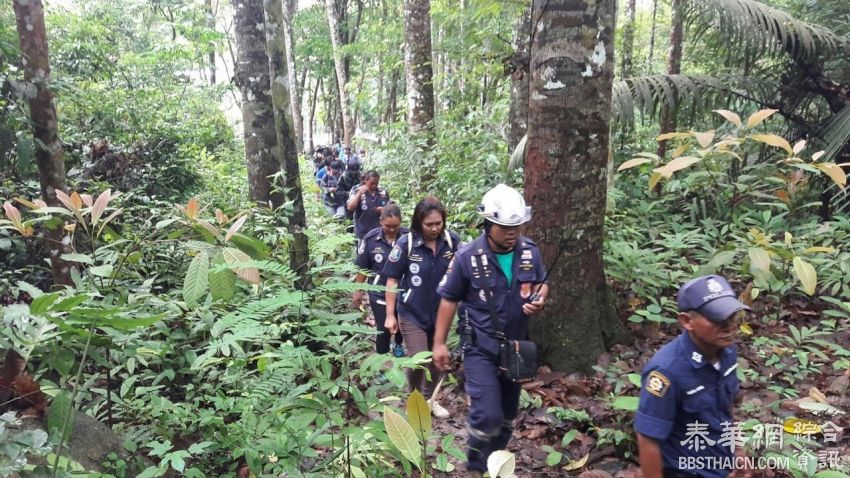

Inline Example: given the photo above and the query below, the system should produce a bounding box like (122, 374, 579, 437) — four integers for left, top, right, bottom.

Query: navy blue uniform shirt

(635, 332, 739, 477)
(355, 226, 409, 302)
(352, 187, 390, 238)
(437, 233, 546, 356)
(381, 230, 460, 331)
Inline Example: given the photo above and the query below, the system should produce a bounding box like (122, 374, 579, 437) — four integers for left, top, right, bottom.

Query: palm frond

(612, 74, 776, 129)
(685, 0, 840, 63)
(815, 104, 850, 162)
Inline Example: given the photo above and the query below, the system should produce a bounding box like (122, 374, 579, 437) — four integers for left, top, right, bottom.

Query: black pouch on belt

(498, 338, 538, 383)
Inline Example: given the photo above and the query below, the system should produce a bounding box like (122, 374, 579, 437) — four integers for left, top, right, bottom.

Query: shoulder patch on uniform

(645, 370, 671, 398)
(388, 245, 402, 262)
(358, 240, 366, 254)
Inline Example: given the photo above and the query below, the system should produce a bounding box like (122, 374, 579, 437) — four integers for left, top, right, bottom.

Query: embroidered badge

(707, 278, 724, 293)
(374, 254, 383, 263)
(411, 275, 423, 287)
(691, 351, 703, 363)
(388, 246, 402, 262)
(409, 263, 420, 274)
(646, 371, 670, 398)
(438, 274, 448, 287)
(358, 240, 366, 254)
(361, 202, 368, 210)
(479, 289, 487, 302)
(521, 250, 532, 260)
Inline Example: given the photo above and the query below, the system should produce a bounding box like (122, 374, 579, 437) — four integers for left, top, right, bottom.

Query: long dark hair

(410, 196, 446, 234)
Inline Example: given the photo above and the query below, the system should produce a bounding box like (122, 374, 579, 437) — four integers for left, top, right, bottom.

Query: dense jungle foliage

(1, 0, 849, 476)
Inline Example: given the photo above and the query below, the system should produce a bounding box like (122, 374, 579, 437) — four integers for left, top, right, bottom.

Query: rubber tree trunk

(621, 0, 636, 78)
(264, 0, 311, 289)
(648, 0, 658, 68)
(657, 0, 683, 159)
(282, 0, 304, 154)
(307, 76, 320, 153)
(402, 0, 436, 186)
(524, 0, 628, 372)
(324, 0, 355, 147)
(508, 5, 531, 154)
(234, 0, 282, 207)
(206, 0, 216, 84)
(13, 0, 72, 287)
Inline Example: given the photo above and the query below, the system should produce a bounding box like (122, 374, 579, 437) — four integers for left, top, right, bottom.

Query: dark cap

(677, 275, 751, 322)
(330, 160, 344, 170)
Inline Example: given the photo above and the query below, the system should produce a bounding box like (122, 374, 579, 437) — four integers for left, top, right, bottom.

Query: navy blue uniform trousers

(463, 344, 521, 472)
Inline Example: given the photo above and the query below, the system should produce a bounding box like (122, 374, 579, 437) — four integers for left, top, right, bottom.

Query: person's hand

(329, 187, 337, 192)
(433, 343, 450, 371)
(385, 314, 398, 335)
(522, 293, 546, 316)
(351, 290, 364, 309)
(358, 185, 368, 195)
(375, 206, 383, 214)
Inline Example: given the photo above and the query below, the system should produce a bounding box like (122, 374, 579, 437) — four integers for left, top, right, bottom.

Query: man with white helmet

(432, 184, 549, 477)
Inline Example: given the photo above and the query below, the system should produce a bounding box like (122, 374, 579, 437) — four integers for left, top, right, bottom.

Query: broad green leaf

(656, 132, 691, 142)
(60, 253, 94, 265)
(692, 130, 715, 148)
(705, 250, 737, 271)
(803, 246, 836, 254)
(627, 373, 642, 388)
(225, 215, 247, 242)
(383, 406, 422, 468)
(612, 396, 639, 411)
(814, 471, 850, 478)
(222, 247, 260, 284)
(187, 441, 214, 454)
(745, 109, 777, 128)
(561, 429, 579, 447)
(792, 257, 817, 296)
(648, 171, 663, 191)
(209, 266, 236, 302)
(713, 109, 741, 127)
(544, 449, 562, 466)
(487, 450, 516, 478)
(814, 163, 847, 188)
(88, 264, 114, 278)
(51, 295, 88, 312)
(30, 292, 60, 315)
(617, 158, 653, 172)
(47, 348, 75, 376)
(406, 390, 432, 440)
(749, 134, 793, 155)
(183, 251, 209, 306)
(47, 390, 75, 442)
(654, 156, 701, 178)
(229, 233, 270, 259)
(747, 247, 771, 273)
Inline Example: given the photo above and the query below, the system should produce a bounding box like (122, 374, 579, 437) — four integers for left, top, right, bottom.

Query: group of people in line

(313, 144, 756, 478)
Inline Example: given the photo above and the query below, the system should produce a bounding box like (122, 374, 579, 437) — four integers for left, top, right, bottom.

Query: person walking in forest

(432, 184, 548, 477)
(635, 275, 753, 478)
(383, 196, 460, 419)
(353, 204, 406, 355)
(320, 159, 347, 219)
(342, 145, 361, 183)
(347, 170, 389, 239)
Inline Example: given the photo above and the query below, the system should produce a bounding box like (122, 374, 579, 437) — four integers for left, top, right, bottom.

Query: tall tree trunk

(508, 5, 531, 154)
(353, 57, 367, 130)
(307, 76, 320, 153)
(13, 0, 71, 287)
(648, 0, 658, 70)
(402, 0, 436, 186)
(282, 0, 304, 154)
(621, 0, 636, 78)
(385, 67, 399, 124)
(233, 0, 281, 207)
(525, 0, 627, 372)
(657, 0, 683, 158)
(325, 0, 355, 146)
(206, 0, 217, 84)
(264, 0, 310, 288)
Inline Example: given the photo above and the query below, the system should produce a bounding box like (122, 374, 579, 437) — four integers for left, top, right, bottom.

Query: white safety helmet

(478, 184, 532, 226)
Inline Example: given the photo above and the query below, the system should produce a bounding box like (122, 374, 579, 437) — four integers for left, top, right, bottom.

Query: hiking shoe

(430, 400, 450, 419)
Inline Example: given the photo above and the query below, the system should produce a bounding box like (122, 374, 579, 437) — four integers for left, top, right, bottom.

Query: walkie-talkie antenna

(529, 229, 577, 302)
